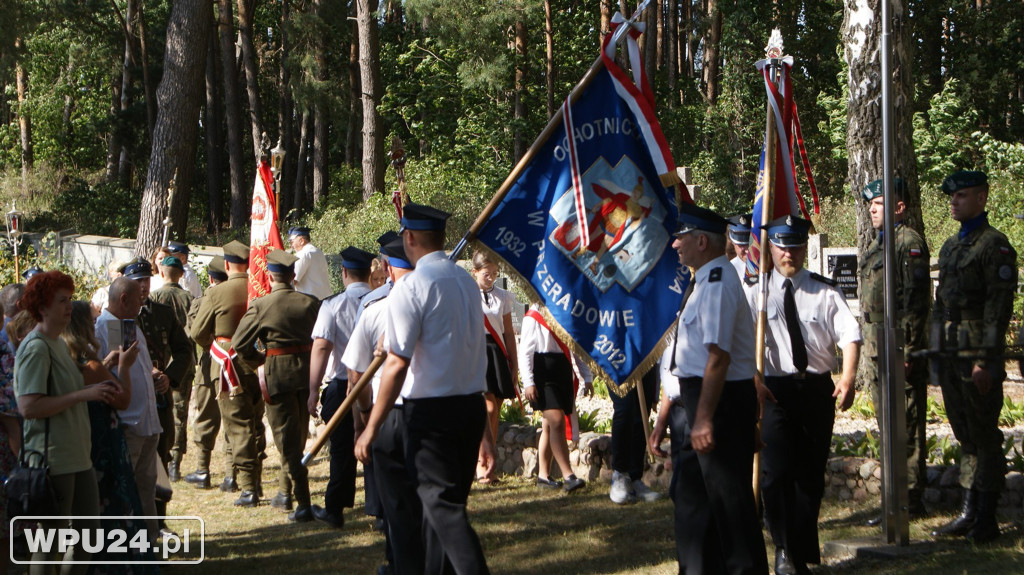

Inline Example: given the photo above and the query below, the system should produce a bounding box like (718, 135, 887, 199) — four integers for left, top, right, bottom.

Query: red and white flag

(248, 159, 285, 303)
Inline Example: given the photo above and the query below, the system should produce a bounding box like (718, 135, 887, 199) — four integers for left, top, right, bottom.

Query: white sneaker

(609, 471, 636, 504)
(632, 479, 662, 503)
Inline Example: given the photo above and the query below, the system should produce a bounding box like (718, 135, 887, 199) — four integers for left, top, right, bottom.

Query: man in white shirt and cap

(289, 227, 332, 300)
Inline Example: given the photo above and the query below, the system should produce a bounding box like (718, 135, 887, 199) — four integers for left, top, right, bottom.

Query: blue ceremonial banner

(472, 19, 689, 395)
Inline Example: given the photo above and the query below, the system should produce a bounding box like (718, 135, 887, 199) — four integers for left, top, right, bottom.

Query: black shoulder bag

(4, 346, 61, 517)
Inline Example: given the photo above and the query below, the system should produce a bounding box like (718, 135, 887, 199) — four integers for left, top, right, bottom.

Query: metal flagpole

(879, 0, 910, 545)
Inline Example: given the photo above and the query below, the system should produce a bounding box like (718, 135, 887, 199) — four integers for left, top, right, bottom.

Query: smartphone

(122, 319, 137, 349)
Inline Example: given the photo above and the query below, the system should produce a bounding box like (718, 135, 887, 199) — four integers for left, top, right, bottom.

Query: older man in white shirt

(289, 227, 332, 299)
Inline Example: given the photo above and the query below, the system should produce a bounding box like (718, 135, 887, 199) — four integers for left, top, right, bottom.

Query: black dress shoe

(234, 490, 259, 507)
(220, 477, 239, 493)
(288, 506, 313, 523)
(310, 504, 344, 528)
(865, 513, 883, 527)
(168, 461, 181, 482)
(775, 548, 796, 575)
(184, 470, 211, 489)
(270, 492, 293, 511)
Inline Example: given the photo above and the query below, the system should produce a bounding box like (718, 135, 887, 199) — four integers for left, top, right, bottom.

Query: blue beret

(727, 213, 753, 245)
(862, 178, 907, 201)
(766, 215, 812, 248)
(167, 241, 190, 255)
(675, 203, 728, 235)
(340, 246, 376, 270)
(941, 170, 987, 195)
(400, 203, 451, 232)
(383, 238, 413, 269)
(288, 226, 311, 238)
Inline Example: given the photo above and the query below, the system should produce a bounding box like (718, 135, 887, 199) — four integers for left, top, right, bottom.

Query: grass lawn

(145, 442, 1024, 574)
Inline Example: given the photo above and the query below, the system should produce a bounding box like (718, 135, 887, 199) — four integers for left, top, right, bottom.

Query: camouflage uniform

(859, 223, 931, 499)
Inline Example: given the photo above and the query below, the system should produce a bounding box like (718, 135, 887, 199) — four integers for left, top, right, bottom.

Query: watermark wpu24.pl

(11, 516, 204, 565)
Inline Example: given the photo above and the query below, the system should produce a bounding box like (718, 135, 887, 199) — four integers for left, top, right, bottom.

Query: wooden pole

(301, 353, 385, 466)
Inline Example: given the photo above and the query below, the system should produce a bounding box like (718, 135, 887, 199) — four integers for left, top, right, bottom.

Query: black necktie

(670, 277, 696, 373)
(783, 278, 808, 373)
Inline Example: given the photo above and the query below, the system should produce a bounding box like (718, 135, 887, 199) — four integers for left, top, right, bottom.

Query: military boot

(931, 488, 977, 537)
(965, 491, 1000, 543)
(168, 456, 182, 482)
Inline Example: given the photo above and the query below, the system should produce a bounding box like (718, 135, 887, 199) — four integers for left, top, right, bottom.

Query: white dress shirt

(341, 295, 400, 405)
(730, 256, 746, 280)
(746, 267, 862, 376)
(659, 331, 681, 400)
(480, 286, 516, 337)
(386, 251, 486, 399)
(673, 254, 756, 381)
(294, 242, 332, 300)
(312, 282, 372, 381)
(517, 305, 593, 389)
(95, 309, 162, 437)
(181, 264, 202, 298)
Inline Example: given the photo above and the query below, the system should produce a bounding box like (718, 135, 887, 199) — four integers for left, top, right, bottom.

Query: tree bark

(105, 76, 122, 183)
(666, 0, 677, 105)
(843, 0, 922, 253)
(292, 109, 311, 214)
(138, 0, 157, 136)
(643, 0, 657, 88)
(135, 0, 211, 258)
(513, 19, 528, 163)
(15, 38, 33, 187)
(312, 0, 329, 207)
(218, 0, 248, 229)
(205, 18, 224, 233)
(356, 0, 384, 200)
(276, 0, 294, 216)
(118, 0, 139, 188)
(600, 0, 612, 44)
(702, 0, 722, 105)
(544, 0, 554, 119)
(345, 11, 360, 167)
(237, 0, 265, 159)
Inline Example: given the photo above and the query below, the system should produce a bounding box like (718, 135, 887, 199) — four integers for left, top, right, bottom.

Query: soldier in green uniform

(151, 255, 197, 482)
(232, 250, 321, 522)
(930, 170, 1017, 543)
(190, 240, 264, 507)
(122, 257, 192, 534)
(858, 178, 932, 523)
(183, 257, 231, 489)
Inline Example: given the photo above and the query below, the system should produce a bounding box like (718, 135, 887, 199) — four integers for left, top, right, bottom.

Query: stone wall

(495, 422, 1024, 515)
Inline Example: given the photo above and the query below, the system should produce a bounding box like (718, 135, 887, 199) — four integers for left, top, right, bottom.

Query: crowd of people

(0, 168, 1016, 575)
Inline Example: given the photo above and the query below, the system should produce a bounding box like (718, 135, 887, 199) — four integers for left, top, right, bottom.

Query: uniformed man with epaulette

(727, 213, 753, 280)
(343, 237, 420, 575)
(151, 255, 197, 482)
(930, 170, 1017, 544)
(649, 202, 768, 575)
(190, 240, 264, 507)
(232, 249, 321, 522)
(307, 246, 375, 527)
(123, 257, 192, 533)
(354, 203, 493, 574)
(857, 178, 932, 525)
(184, 256, 230, 489)
(748, 215, 861, 575)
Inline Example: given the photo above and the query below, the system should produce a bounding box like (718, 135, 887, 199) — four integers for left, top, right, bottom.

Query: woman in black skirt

(472, 252, 520, 483)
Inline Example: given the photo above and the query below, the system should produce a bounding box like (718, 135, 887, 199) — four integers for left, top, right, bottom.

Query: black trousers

(374, 406, 424, 575)
(760, 372, 835, 565)
(404, 393, 490, 575)
(672, 377, 768, 575)
(320, 378, 356, 512)
(610, 368, 658, 479)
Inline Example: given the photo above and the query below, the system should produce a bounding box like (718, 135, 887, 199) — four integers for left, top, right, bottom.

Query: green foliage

(576, 407, 611, 434)
(927, 434, 961, 467)
(499, 399, 531, 426)
(590, 379, 610, 400)
(847, 393, 876, 420)
(998, 396, 1024, 428)
(833, 430, 879, 459)
(926, 396, 947, 424)
(1006, 437, 1024, 473)
(0, 232, 105, 302)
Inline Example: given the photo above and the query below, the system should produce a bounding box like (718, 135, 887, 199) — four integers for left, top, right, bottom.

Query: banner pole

(301, 354, 385, 466)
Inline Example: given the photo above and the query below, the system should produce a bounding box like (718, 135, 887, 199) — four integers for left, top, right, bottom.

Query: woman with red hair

(14, 271, 117, 571)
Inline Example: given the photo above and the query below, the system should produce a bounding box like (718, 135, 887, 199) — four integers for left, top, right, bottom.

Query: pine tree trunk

(356, 0, 384, 200)
(843, 0, 922, 251)
(136, 0, 211, 258)
(237, 0, 264, 159)
(666, 0, 677, 105)
(513, 19, 527, 163)
(600, 0, 612, 44)
(292, 110, 311, 214)
(118, 0, 139, 189)
(138, 1, 157, 136)
(702, 0, 722, 105)
(205, 20, 224, 232)
(219, 0, 248, 229)
(106, 76, 121, 183)
(643, 0, 657, 87)
(345, 13, 360, 168)
(15, 38, 33, 187)
(545, 0, 554, 119)
(277, 0, 295, 215)
(312, 0, 329, 207)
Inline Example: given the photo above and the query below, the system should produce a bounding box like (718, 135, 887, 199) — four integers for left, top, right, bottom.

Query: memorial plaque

(827, 253, 859, 300)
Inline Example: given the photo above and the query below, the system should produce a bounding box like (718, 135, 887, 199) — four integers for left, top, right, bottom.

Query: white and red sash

(210, 342, 242, 398)
(525, 309, 580, 442)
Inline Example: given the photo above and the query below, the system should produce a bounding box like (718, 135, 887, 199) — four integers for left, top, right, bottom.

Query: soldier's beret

(340, 246, 376, 270)
(222, 240, 250, 264)
(160, 256, 183, 270)
(267, 249, 299, 273)
(862, 178, 907, 201)
(400, 203, 451, 232)
(727, 213, 753, 246)
(167, 241, 190, 255)
(383, 238, 413, 270)
(766, 215, 812, 248)
(122, 258, 153, 280)
(941, 170, 987, 195)
(675, 202, 728, 235)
